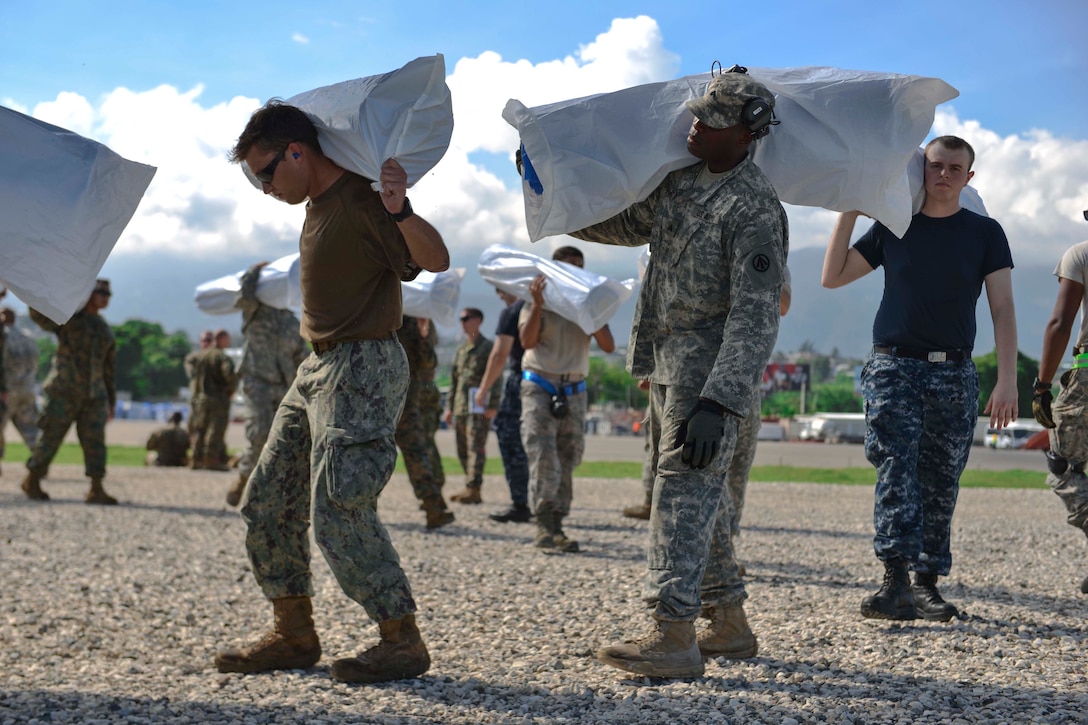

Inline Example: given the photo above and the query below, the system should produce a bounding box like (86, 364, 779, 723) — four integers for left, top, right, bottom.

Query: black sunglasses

(459, 315, 478, 322)
(254, 147, 289, 184)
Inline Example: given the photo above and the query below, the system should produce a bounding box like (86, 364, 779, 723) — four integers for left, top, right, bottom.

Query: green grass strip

(4, 443, 1046, 489)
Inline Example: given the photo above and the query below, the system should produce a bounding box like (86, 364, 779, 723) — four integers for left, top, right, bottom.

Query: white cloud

(292, 33, 309, 44)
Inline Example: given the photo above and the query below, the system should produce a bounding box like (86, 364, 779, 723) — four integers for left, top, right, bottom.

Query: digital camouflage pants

(239, 338, 417, 622)
(639, 391, 759, 538)
(0, 388, 40, 457)
(1047, 367, 1088, 534)
(395, 376, 445, 501)
(520, 374, 586, 518)
(239, 377, 289, 480)
(861, 354, 978, 575)
(191, 396, 231, 465)
(494, 372, 529, 506)
(646, 383, 744, 621)
(28, 393, 109, 478)
(453, 413, 490, 489)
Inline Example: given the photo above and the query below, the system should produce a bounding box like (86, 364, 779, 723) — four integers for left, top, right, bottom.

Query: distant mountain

(11, 245, 1058, 367)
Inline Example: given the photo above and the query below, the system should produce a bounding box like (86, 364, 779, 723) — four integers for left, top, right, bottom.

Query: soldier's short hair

(926, 135, 976, 170)
(461, 307, 484, 322)
(553, 245, 584, 267)
(0, 307, 14, 325)
(230, 100, 323, 163)
(169, 411, 184, 425)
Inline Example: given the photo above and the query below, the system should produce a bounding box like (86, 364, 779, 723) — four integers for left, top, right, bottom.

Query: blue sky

(2, 0, 1087, 350)
(5, 0, 1085, 137)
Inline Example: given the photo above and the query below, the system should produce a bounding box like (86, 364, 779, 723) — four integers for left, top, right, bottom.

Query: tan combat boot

(330, 614, 431, 683)
(226, 473, 248, 507)
(85, 477, 118, 506)
(215, 596, 322, 673)
(449, 486, 482, 504)
(422, 496, 455, 530)
(597, 619, 704, 678)
(698, 603, 758, 659)
(549, 514, 579, 553)
(20, 471, 49, 501)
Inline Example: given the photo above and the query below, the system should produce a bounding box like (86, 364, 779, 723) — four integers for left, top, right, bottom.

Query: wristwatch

(386, 196, 414, 223)
(1033, 377, 1052, 392)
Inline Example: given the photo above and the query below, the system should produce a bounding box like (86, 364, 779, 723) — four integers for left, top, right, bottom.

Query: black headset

(720, 63, 778, 139)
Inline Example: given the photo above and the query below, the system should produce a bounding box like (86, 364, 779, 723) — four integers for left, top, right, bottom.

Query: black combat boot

(912, 572, 959, 621)
(860, 558, 917, 620)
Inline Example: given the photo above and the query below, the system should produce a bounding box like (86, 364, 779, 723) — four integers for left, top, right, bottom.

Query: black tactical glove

(1033, 388, 1055, 429)
(677, 398, 726, 470)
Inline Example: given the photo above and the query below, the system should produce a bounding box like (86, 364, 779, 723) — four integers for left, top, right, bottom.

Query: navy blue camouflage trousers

(494, 372, 529, 506)
(861, 354, 979, 575)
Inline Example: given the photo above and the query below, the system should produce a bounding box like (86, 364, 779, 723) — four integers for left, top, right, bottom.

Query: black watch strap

(1034, 377, 1051, 392)
(386, 196, 414, 223)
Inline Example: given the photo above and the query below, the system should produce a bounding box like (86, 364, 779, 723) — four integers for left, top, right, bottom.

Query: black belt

(872, 345, 968, 363)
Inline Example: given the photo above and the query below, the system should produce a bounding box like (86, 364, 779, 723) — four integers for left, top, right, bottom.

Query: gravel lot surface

(1, 455, 1084, 724)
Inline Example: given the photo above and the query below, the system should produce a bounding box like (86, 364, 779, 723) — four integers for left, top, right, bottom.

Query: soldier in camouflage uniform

(445, 308, 499, 505)
(185, 330, 214, 435)
(215, 101, 449, 684)
(189, 329, 237, 471)
(570, 69, 787, 678)
(519, 247, 615, 553)
(623, 271, 791, 536)
(1, 308, 42, 458)
(824, 135, 1017, 623)
(145, 411, 190, 466)
(395, 315, 453, 529)
(1031, 209, 1088, 595)
(21, 279, 119, 505)
(225, 262, 310, 506)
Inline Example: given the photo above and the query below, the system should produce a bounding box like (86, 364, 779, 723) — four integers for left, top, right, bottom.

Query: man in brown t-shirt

(214, 101, 450, 685)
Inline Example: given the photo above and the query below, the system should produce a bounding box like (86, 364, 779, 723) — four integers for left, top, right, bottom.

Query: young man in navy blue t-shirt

(822, 135, 1018, 622)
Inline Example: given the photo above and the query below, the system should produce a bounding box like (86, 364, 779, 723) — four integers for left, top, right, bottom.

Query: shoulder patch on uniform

(752, 253, 771, 273)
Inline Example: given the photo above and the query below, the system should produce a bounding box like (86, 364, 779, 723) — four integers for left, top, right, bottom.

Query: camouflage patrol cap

(686, 70, 775, 129)
(94, 278, 111, 295)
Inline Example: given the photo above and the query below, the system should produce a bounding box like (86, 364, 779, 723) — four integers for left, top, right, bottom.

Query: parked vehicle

(984, 421, 1045, 450)
(798, 413, 867, 444)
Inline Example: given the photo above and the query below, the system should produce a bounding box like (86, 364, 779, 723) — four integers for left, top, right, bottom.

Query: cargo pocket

(323, 426, 398, 507)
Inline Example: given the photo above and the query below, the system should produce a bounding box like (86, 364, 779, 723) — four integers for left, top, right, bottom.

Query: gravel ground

(1, 464, 1086, 724)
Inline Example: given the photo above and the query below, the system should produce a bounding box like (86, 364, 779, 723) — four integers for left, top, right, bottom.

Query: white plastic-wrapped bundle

(243, 55, 453, 191)
(195, 255, 463, 327)
(193, 253, 300, 315)
(402, 268, 464, 328)
(504, 66, 958, 240)
(0, 106, 156, 323)
(477, 244, 637, 335)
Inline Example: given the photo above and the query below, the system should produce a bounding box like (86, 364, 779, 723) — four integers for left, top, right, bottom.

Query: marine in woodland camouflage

(240, 338, 417, 622)
(395, 316, 445, 501)
(1047, 368, 1088, 533)
(27, 308, 117, 478)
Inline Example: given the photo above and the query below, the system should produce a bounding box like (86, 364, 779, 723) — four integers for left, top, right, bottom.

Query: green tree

(111, 320, 192, 400)
(810, 355, 831, 384)
(973, 348, 1036, 416)
(811, 381, 862, 413)
(37, 338, 56, 382)
(762, 390, 799, 419)
(588, 356, 647, 408)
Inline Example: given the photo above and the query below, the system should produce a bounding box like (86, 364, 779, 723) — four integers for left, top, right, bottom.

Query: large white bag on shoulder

(402, 268, 464, 328)
(193, 253, 301, 316)
(504, 66, 958, 240)
(0, 106, 156, 324)
(477, 244, 637, 335)
(243, 55, 453, 191)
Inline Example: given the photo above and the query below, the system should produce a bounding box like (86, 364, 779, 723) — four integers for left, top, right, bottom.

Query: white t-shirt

(1054, 240, 1088, 350)
(519, 306, 591, 379)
